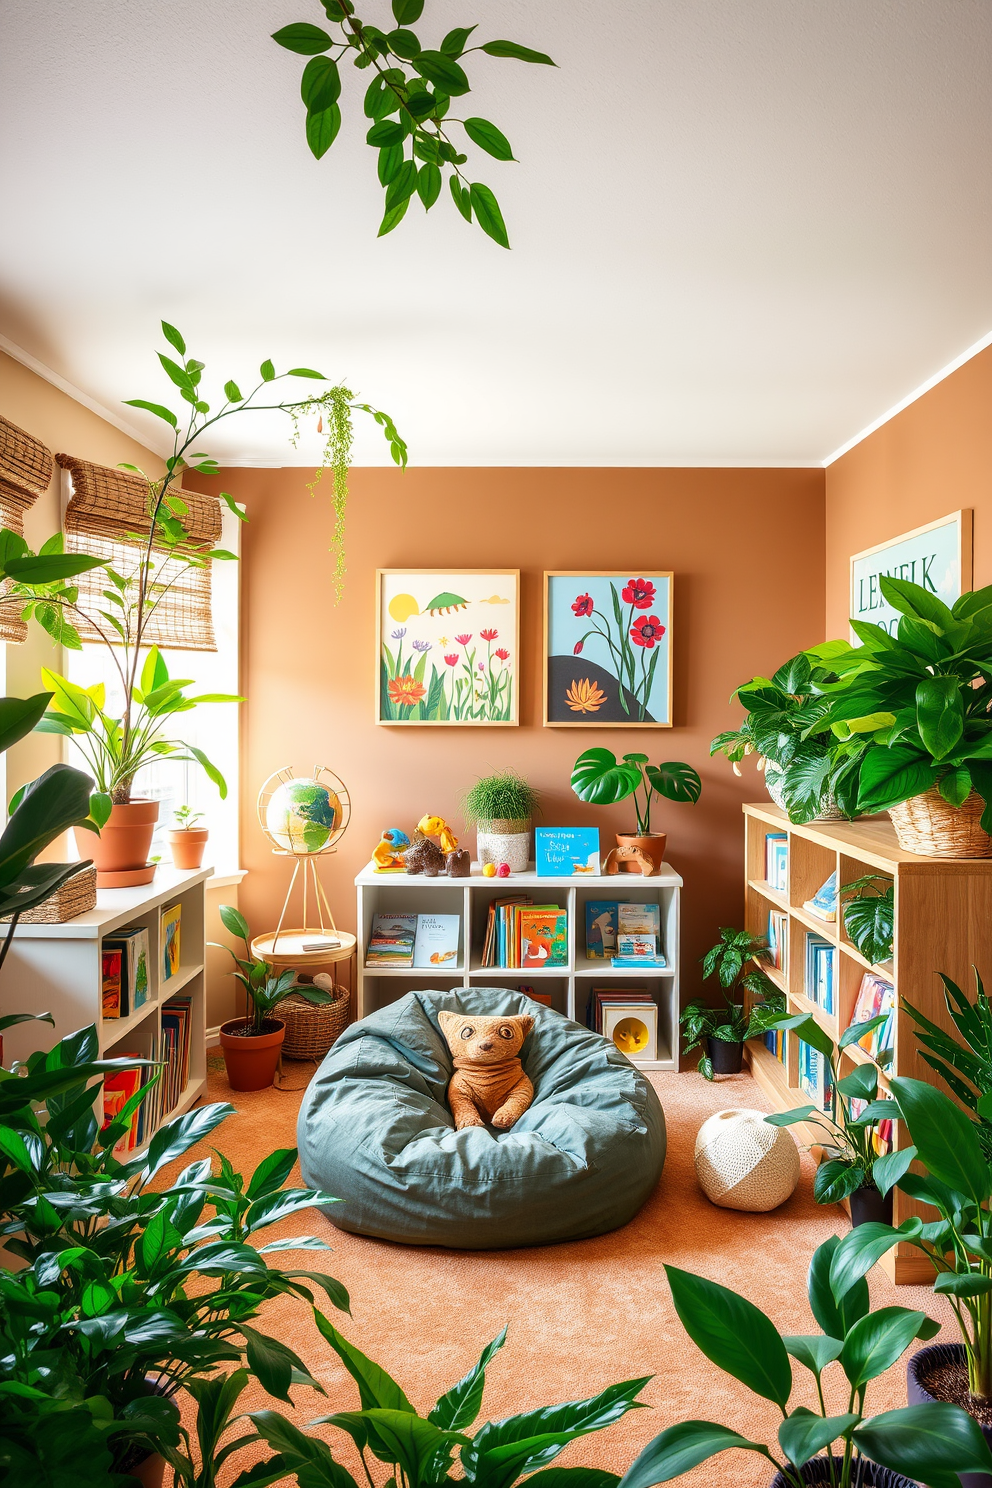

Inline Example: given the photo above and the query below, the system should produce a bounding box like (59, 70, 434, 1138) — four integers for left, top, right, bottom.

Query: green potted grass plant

(682, 928, 785, 1076)
(570, 749, 701, 873)
(463, 770, 539, 871)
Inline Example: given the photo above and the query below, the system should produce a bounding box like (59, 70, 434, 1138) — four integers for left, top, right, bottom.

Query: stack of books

(763, 1026, 788, 1066)
(803, 871, 837, 922)
(101, 1061, 145, 1156)
(805, 932, 836, 1015)
(849, 972, 896, 1065)
(588, 985, 656, 1033)
(101, 926, 151, 1020)
(766, 909, 788, 977)
(161, 995, 193, 1115)
(365, 913, 461, 968)
(481, 899, 567, 969)
(585, 901, 666, 966)
(799, 1038, 833, 1112)
(765, 833, 788, 892)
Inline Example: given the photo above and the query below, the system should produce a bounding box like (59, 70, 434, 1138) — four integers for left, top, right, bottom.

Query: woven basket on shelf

(280, 984, 350, 1061)
(889, 787, 992, 858)
(1, 865, 97, 923)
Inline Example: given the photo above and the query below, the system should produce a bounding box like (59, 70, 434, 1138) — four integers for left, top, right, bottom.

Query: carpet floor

(174, 1059, 949, 1487)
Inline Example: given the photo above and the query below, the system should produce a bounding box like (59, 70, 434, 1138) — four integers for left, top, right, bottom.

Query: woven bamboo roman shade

(0, 414, 56, 642)
(56, 454, 221, 652)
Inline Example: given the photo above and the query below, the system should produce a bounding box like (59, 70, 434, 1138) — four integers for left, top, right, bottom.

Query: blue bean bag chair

(297, 987, 666, 1248)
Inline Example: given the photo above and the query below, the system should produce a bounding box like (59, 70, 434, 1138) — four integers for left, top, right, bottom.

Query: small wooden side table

(250, 928, 357, 1020)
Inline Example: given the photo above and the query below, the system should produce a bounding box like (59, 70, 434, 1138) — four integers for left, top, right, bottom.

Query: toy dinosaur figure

(372, 827, 410, 873)
(417, 813, 459, 855)
(405, 833, 446, 877)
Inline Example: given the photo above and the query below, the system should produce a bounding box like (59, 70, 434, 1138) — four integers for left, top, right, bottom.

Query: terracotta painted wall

(207, 464, 825, 1013)
(825, 344, 992, 638)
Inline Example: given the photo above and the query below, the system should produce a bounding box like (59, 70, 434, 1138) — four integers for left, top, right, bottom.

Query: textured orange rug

(176, 1060, 948, 1487)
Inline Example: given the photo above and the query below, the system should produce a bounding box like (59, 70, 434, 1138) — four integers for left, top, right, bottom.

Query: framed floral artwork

(376, 569, 520, 725)
(543, 572, 673, 727)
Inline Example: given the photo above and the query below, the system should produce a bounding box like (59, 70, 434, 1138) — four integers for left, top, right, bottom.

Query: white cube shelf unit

(0, 866, 211, 1150)
(355, 860, 682, 1071)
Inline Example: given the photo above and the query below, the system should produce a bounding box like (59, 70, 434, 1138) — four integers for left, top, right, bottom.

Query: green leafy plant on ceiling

(271, 0, 556, 247)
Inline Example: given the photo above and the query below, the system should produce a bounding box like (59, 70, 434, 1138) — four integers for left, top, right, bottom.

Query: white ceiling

(2, 0, 991, 467)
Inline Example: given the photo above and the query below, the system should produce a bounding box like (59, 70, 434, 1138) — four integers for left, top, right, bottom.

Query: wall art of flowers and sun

(377, 570, 520, 725)
(544, 572, 673, 726)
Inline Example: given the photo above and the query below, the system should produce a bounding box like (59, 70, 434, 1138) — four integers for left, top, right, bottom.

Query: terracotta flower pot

(219, 1017, 285, 1091)
(615, 832, 667, 873)
(168, 828, 209, 870)
(908, 1343, 992, 1488)
(75, 799, 159, 887)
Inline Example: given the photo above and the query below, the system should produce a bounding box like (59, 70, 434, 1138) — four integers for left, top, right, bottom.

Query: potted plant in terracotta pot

(681, 928, 784, 1076)
(805, 573, 992, 856)
(570, 748, 701, 873)
(38, 650, 236, 887)
(212, 904, 335, 1090)
(167, 804, 209, 870)
(463, 770, 539, 872)
(614, 1235, 991, 1487)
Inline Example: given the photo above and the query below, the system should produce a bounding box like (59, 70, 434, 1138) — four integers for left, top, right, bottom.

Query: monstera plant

(570, 749, 701, 872)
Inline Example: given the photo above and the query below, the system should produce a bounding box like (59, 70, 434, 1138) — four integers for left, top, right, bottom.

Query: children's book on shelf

(481, 895, 530, 967)
(602, 1000, 658, 1062)
(104, 926, 150, 1016)
(161, 995, 193, 1116)
(161, 902, 182, 981)
(616, 933, 658, 961)
(366, 913, 417, 967)
(413, 914, 461, 968)
(849, 1096, 893, 1156)
(766, 909, 789, 977)
(848, 972, 896, 1064)
(588, 985, 655, 1033)
(763, 1026, 788, 1065)
(617, 902, 661, 939)
(102, 947, 124, 1018)
(584, 901, 618, 959)
(765, 832, 788, 892)
(804, 931, 836, 1015)
(799, 1037, 833, 1112)
(101, 1062, 142, 1155)
(803, 871, 838, 922)
(535, 827, 600, 877)
(518, 907, 567, 968)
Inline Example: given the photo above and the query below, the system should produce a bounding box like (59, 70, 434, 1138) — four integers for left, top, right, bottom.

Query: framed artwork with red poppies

(376, 569, 520, 725)
(543, 572, 673, 727)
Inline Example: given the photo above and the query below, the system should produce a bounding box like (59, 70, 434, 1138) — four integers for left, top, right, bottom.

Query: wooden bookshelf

(744, 802, 992, 1284)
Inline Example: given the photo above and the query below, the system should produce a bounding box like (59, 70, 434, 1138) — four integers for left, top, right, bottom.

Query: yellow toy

(416, 813, 459, 856)
(482, 862, 497, 878)
(372, 828, 411, 873)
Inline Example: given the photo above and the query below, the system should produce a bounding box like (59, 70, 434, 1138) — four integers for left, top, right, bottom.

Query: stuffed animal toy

(372, 827, 410, 873)
(417, 813, 459, 855)
(438, 1011, 534, 1130)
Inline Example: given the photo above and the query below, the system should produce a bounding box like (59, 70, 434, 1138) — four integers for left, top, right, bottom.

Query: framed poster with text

(849, 510, 973, 637)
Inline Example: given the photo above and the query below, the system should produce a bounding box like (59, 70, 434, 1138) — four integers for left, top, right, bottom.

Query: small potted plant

(463, 770, 540, 871)
(764, 1010, 901, 1226)
(212, 905, 333, 1090)
(167, 805, 209, 870)
(682, 928, 785, 1076)
(570, 749, 701, 873)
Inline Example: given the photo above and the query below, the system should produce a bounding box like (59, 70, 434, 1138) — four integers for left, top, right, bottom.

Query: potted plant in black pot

(764, 1010, 902, 1226)
(682, 928, 785, 1077)
(612, 1234, 992, 1487)
(212, 904, 335, 1090)
(570, 748, 701, 874)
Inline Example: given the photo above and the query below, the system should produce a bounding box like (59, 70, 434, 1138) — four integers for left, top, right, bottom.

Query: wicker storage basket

(281, 984, 350, 1061)
(889, 787, 992, 858)
(1, 865, 97, 923)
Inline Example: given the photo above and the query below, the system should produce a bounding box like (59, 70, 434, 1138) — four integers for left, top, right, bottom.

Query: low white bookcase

(355, 860, 681, 1071)
(0, 866, 211, 1148)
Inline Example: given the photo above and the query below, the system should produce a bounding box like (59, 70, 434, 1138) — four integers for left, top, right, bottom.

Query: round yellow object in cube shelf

(612, 1017, 650, 1055)
(482, 862, 497, 877)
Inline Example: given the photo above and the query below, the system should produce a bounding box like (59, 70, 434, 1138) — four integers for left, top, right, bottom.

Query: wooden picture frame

(543, 571, 674, 727)
(849, 510, 973, 638)
(376, 568, 520, 726)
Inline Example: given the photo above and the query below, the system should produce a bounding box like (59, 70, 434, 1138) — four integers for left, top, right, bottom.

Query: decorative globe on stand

(253, 766, 356, 980)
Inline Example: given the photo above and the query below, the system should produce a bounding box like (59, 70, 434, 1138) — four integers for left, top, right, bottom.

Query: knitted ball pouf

(694, 1106, 800, 1211)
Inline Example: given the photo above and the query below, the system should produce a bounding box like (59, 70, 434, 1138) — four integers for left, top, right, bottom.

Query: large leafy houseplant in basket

(806, 574, 992, 856)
